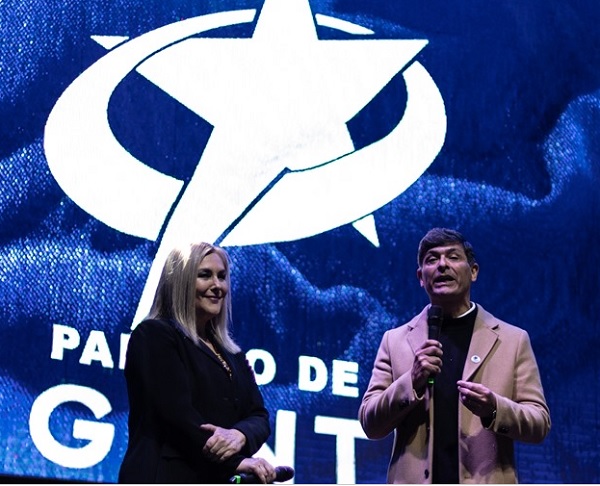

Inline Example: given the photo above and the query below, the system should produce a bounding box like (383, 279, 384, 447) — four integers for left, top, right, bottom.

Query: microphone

(229, 465, 295, 484)
(427, 305, 443, 386)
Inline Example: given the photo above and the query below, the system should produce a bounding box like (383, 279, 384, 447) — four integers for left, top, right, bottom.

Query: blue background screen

(1, 0, 599, 483)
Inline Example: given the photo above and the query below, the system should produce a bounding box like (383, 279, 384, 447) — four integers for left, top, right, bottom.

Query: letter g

(29, 384, 114, 468)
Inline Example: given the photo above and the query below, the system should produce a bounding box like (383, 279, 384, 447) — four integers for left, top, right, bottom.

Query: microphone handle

(230, 472, 263, 484)
(229, 473, 253, 484)
(229, 466, 294, 484)
(427, 323, 441, 386)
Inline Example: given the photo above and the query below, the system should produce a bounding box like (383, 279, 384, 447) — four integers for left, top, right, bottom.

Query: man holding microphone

(359, 228, 550, 483)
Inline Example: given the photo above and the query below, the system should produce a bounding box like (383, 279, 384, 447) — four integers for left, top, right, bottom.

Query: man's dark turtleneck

(432, 304, 478, 484)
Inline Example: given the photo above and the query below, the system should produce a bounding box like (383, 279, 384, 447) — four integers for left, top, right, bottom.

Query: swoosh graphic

(44, 9, 257, 240)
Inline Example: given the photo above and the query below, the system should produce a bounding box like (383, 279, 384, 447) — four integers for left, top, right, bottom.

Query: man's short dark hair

(417, 228, 477, 267)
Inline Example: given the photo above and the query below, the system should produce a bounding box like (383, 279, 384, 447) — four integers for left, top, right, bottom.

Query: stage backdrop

(1, 0, 599, 483)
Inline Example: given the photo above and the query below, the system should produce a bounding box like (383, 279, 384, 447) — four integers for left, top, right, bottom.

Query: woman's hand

(235, 457, 276, 484)
(200, 423, 247, 462)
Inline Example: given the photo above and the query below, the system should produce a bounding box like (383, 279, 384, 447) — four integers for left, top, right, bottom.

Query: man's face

(417, 243, 479, 306)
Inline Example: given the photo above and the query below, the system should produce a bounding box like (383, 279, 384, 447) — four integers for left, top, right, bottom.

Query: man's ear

(470, 263, 480, 282)
(417, 268, 424, 287)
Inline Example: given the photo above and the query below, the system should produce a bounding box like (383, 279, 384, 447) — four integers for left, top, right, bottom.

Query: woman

(118, 242, 276, 483)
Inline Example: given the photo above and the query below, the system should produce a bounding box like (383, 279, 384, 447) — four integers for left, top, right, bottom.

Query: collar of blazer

(406, 304, 500, 381)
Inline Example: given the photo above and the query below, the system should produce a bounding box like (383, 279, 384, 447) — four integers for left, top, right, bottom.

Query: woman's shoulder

(134, 317, 173, 331)
(130, 318, 182, 342)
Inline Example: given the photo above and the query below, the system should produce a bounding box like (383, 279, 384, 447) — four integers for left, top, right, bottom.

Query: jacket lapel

(462, 307, 498, 381)
(406, 308, 428, 354)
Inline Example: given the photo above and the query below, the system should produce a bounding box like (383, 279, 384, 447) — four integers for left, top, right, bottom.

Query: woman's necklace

(199, 335, 232, 378)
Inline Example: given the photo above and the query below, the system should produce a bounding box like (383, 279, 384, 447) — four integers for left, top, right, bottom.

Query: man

(358, 227, 550, 483)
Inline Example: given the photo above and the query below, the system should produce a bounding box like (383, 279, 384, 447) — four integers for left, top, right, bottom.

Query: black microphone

(229, 465, 295, 484)
(427, 305, 443, 386)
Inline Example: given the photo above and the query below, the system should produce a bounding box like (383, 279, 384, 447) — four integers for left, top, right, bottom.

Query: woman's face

(195, 252, 228, 325)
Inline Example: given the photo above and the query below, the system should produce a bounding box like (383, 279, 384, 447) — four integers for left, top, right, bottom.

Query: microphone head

(274, 465, 295, 482)
(427, 305, 443, 341)
(427, 304, 443, 321)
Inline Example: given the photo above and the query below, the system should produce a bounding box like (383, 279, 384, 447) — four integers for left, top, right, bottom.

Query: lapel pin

(471, 355, 481, 363)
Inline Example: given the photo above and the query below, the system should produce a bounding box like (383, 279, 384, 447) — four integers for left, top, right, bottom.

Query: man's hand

(200, 423, 246, 462)
(411, 339, 443, 393)
(457, 380, 497, 418)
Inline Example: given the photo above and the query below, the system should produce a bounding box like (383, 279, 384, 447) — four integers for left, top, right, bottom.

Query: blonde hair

(147, 242, 240, 354)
